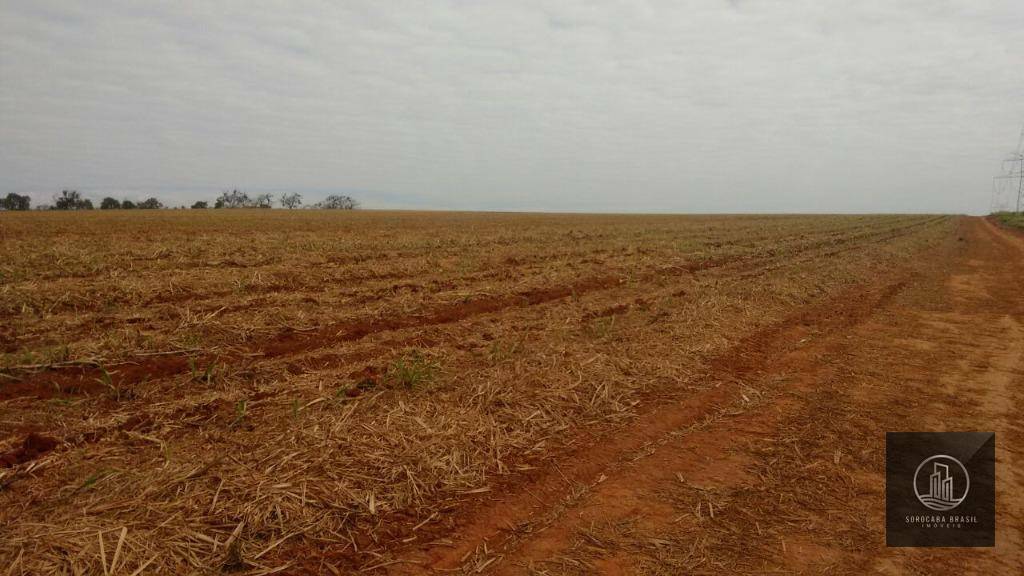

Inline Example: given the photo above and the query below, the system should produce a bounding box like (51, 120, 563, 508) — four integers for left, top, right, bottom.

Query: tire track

(384, 273, 911, 573)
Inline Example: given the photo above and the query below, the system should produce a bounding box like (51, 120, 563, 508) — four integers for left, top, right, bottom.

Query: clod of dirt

(1, 432, 59, 468)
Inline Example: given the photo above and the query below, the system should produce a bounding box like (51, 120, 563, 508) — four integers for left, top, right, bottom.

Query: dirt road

(392, 217, 1023, 575)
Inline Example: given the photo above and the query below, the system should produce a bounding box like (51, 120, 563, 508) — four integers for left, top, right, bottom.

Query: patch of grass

(994, 211, 1024, 229)
(487, 340, 520, 362)
(585, 316, 618, 340)
(48, 345, 71, 364)
(75, 469, 118, 493)
(230, 399, 248, 429)
(0, 351, 36, 369)
(96, 365, 122, 401)
(188, 357, 218, 384)
(176, 331, 205, 350)
(386, 351, 437, 389)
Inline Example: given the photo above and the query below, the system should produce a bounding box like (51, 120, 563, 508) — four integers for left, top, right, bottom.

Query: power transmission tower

(994, 125, 1024, 213)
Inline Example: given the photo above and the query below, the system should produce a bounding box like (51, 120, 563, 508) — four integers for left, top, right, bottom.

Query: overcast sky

(1, 1, 1022, 213)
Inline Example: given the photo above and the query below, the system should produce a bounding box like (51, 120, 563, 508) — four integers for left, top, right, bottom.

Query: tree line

(208, 190, 358, 210)
(0, 190, 359, 211)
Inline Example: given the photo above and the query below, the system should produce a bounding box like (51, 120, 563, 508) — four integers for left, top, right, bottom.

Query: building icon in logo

(914, 455, 969, 511)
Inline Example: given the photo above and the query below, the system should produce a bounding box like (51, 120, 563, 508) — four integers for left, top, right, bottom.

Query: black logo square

(886, 432, 995, 547)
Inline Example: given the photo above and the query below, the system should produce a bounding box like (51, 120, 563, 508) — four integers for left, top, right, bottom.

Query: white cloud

(1, 0, 1022, 213)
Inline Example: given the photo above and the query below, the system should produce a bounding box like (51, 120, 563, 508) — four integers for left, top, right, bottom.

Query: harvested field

(1, 211, 1020, 574)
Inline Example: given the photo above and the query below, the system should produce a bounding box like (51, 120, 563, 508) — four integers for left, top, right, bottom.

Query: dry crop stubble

(0, 211, 951, 574)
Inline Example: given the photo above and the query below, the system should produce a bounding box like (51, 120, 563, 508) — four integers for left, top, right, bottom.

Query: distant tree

(100, 197, 121, 210)
(53, 190, 79, 210)
(1, 193, 31, 211)
(122, 200, 137, 209)
(138, 197, 164, 210)
(215, 189, 251, 209)
(191, 201, 208, 209)
(315, 195, 358, 210)
(254, 193, 274, 209)
(53, 189, 92, 210)
(279, 193, 302, 209)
